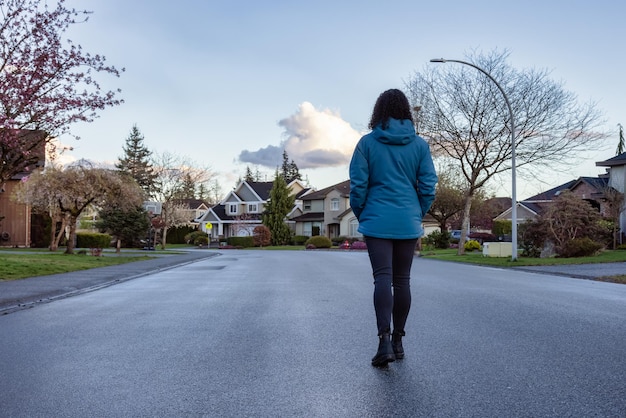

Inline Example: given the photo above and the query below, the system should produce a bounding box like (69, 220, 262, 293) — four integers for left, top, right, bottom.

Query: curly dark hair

(368, 89, 414, 130)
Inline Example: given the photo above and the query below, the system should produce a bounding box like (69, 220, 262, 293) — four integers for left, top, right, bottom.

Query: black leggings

(365, 237, 418, 335)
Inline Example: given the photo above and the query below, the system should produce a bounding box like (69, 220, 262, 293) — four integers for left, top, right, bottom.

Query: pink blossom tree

(0, 0, 123, 187)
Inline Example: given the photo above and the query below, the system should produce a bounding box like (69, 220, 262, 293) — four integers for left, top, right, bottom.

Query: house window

(349, 218, 360, 237)
(303, 221, 322, 236)
(304, 202, 311, 211)
(248, 203, 258, 213)
(228, 204, 238, 215)
(330, 198, 339, 211)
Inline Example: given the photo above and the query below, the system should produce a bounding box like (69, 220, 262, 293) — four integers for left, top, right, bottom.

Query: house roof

(301, 179, 350, 201)
(173, 198, 209, 209)
(498, 175, 612, 220)
(247, 181, 274, 200)
(571, 176, 609, 192)
(205, 204, 263, 222)
(596, 152, 626, 167)
(290, 212, 324, 222)
(524, 180, 576, 202)
(294, 187, 313, 199)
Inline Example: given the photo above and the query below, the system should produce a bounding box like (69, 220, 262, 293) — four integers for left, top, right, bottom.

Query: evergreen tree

(96, 206, 151, 252)
(178, 172, 196, 199)
(197, 183, 209, 201)
(254, 167, 263, 182)
(262, 172, 295, 245)
(280, 150, 302, 183)
(116, 125, 157, 197)
(617, 123, 625, 155)
(244, 165, 254, 182)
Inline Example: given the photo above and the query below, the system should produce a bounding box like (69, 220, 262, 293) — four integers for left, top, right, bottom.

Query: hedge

(226, 236, 255, 248)
(304, 235, 332, 249)
(76, 232, 111, 249)
(292, 235, 309, 245)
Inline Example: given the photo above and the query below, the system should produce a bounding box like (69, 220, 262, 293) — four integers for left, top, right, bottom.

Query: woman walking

(349, 89, 438, 367)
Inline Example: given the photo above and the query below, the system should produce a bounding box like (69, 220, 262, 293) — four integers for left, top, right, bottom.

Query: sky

(56, 0, 626, 200)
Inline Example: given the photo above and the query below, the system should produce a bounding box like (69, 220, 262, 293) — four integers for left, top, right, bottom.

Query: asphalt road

(1, 250, 625, 417)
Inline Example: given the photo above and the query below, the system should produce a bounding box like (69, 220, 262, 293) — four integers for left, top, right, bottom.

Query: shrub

(227, 236, 255, 248)
(167, 225, 196, 244)
(519, 219, 548, 258)
(332, 235, 350, 246)
(350, 241, 367, 250)
(559, 237, 603, 258)
(292, 235, 309, 245)
(194, 236, 209, 246)
(304, 235, 332, 249)
(464, 239, 481, 252)
(423, 230, 450, 249)
(493, 220, 512, 237)
(253, 225, 271, 247)
(76, 232, 111, 250)
(185, 231, 208, 245)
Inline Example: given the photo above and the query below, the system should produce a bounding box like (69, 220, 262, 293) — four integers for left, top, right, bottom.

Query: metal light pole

(430, 58, 518, 261)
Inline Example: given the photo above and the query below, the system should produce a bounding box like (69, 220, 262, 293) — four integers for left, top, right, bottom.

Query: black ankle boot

(371, 332, 395, 367)
(392, 331, 405, 359)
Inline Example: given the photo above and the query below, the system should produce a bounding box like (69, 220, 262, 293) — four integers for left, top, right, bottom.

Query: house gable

(222, 191, 243, 204)
(237, 182, 266, 202)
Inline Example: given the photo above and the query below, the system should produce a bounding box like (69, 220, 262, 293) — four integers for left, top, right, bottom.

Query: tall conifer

(116, 125, 157, 197)
(262, 171, 295, 245)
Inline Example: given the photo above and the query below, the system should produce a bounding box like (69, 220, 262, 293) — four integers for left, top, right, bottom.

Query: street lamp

(430, 58, 518, 261)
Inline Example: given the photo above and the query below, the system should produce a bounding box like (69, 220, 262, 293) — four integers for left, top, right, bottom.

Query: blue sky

(60, 0, 625, 200)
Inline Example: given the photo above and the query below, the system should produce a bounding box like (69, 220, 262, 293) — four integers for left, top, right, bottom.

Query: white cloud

(239, 102, 362, 169)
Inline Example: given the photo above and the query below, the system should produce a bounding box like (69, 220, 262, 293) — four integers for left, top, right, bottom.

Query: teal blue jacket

(349, 118, 438, 239)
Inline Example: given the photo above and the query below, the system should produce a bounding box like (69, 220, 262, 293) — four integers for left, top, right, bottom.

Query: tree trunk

(161, 227, 168, 250)
(64, 215, 78, 254)
(457, 193, 473, 255)
(50, 215, 67, 252)
(49, 219, 58, 252)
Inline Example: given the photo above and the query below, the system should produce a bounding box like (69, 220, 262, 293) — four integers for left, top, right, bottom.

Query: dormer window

(228, 204, 238, 215)
(248, 203, 258, 213)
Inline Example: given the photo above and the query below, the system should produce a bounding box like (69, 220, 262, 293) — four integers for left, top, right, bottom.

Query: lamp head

(430, 58, 446, 63)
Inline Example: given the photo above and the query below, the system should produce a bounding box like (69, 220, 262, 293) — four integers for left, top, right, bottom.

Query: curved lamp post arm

(430, 58, 518, 261)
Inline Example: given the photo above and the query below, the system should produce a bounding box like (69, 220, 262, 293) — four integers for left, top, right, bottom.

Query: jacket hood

(372, 118, 416, 145)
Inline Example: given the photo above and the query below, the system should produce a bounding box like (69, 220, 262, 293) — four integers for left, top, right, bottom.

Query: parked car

(450, 230, 462, 240)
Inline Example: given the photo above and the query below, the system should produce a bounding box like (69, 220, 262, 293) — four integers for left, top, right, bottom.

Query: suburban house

(495, 176, 608, 223)
(174, 198, 210, 225)
(195, 179, 312, 241)
(0, 132, 47, 247)
(289, 180, 355, 239)
(597, 152, 626, 240)
(495, 152, 626, 244)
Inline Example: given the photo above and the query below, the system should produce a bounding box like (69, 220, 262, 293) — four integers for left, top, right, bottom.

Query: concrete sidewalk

(0, 249, 218, 314)
(512, 262, 626, 280)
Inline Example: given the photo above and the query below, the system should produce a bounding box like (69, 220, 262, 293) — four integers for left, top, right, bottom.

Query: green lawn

(0, 252, 152, 281)
(420, 248, 626, 284)
(420, 248, 626, 266)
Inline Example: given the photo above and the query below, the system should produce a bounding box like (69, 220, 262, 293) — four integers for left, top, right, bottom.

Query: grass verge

(420, 248, 626, 283)
(0, 253, 151, 281)
(420, 248, 626, 266)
